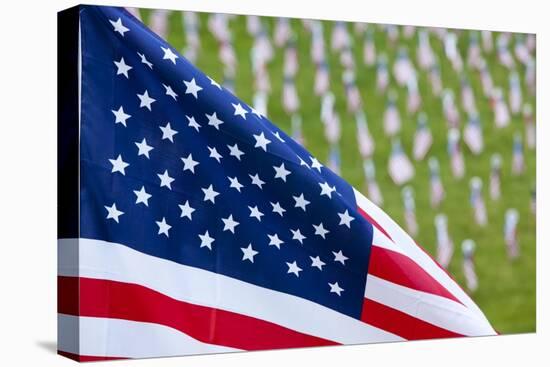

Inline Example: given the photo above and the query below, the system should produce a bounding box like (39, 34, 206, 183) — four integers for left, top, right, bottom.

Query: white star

(137, 52, 153, 69)
(161, 46, 179, 64)
(112, 106, 131, 127)
(202, 184, 219, 203)
(163, 84, 178, 100)
(109, 154, 129, 175)
(291, 228, 306, 244)
(104, 203, 124, 223)
(274, 163, 291, 182)
(228, 144, 245, 161)
(310, 256, 326, 270)
(273, 131, 285, 142)
(319, 182, 336, 198)
(208, 146, 222, 163)
(159, 122, 178, 142)
(249, 173, 265, 189)
(183, 77, 202, 98)
(228, 176, 243, 192)
(208, 76, 222, 89)
(156, 217, 171, 237)
(333, 250, 349, 265)
(248, 205, 264, 221)
(157, 170, 174, 189)
(206, 112, 224, 130)
(329, 282, 344, 296)
(133, 186, 151, 206)
(293, 193, 310, 211)
(135, 138, 153, 158)
(241, 244, 259, 263)
(137, 90, 156, 111)
(181, 153, 199, 173)
(187, 115, 201, 132)
(270, 202, 286, 216)
(222, 214, 239, 233)
(199, 230, 215, 250)
(313, 222, 330, 239)
(178, 200, 195, 220)
(310, 156, 323, 172)
(109, 18, 129, 36)
(286, 261, 303, 277)
(253, 132, 271, 151)
(232, 103, 248, 119)
(338, 210, 355, 228)
(227, 143, 244, 161)
(267, 233, 284, 249)
(114, 57, 132, 78)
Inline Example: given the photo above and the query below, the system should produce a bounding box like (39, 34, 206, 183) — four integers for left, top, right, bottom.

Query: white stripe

(58, 238, 403, 345)
(354, 188, 493, 325)
(372, 227, 405, 255)
(365, 275, 496, 336)
(58, 314, 239, 358)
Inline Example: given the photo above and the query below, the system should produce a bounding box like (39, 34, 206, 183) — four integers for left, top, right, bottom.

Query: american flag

(57, 6, 496, 361)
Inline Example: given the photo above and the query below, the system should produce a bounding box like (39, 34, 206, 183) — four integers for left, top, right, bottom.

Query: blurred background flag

(490, 153, 502, 200)
(462, 239, 479, 293)
(58, 5, 499, 362)
(412, 112, 432, 161)
(434, 213, 453, 269)
(504, 208, 520, 260)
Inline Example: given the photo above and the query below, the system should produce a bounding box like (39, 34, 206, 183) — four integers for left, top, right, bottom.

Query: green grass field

(137, 8, 536, 335)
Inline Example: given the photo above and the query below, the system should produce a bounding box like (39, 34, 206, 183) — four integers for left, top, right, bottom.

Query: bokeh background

(129, 7, 536, 334)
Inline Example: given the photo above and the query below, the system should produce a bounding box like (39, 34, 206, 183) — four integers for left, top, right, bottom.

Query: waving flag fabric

(57, 5, 496, 362)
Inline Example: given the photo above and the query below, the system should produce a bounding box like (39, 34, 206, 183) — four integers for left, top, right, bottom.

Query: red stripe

(58, 276, 337, 351)
(361, 298, 463, 340)
(368, 246, 463, 305)
(57, 276, 78, 314)
(58, 350, 125, 362)
(357, 203, 475, 331)
(358, 206, 393, 242)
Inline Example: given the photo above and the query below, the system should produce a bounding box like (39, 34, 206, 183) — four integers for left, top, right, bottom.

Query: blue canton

(78, 6, 374, 319)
